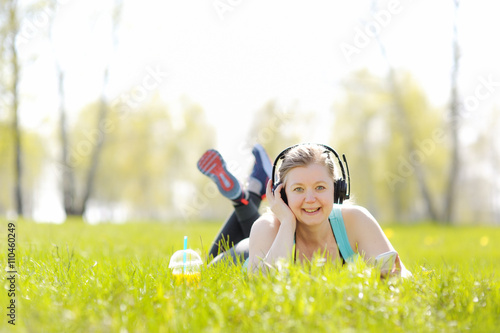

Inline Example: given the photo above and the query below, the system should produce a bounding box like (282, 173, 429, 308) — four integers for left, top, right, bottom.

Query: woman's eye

(317, 186, 326, 191)
(293, 187, 304, 192)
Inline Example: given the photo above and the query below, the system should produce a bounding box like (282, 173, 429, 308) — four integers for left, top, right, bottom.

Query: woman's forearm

(263, 220, 296, 265)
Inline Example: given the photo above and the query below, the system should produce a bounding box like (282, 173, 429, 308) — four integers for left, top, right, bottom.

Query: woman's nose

(304, 190, 316, 202)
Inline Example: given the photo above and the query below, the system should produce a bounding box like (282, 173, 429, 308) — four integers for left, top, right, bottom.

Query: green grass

(1, 219, 499, 332)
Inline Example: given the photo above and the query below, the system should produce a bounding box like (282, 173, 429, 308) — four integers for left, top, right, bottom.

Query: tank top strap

(329, 204, 357, 263)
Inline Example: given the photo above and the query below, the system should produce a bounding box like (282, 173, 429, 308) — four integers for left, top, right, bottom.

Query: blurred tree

(94, 95, 173, 220)
(331, 71, 391, 216)
(47, 0, 124, 218)
(0, 122, 45, 217)
(0, 123, 15, 213)
(47, 0, 77, 216)
(174, 97, 219, 220)
(69, 94, 216, 222)
(247, 100, 305, 160)
(0, 0, 23, 216)
(79, 0, 123, 216)
(489, 107, 500, 224)
(459, 106, 500, 224)
(444, 0, 461, 223)
(176, 97, 218, 178)
(370, 0, 461, 223)
(387, 68, 440, 222)
(333, 70, 448, 222)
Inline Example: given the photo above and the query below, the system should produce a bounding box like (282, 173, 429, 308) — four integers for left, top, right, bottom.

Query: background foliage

(0, 0, 499, 224)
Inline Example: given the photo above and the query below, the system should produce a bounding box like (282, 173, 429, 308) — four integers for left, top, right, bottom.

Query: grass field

(1, 219, 500, 332)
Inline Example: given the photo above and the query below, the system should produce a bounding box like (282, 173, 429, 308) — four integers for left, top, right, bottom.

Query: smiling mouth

(303, 208, 320, 213)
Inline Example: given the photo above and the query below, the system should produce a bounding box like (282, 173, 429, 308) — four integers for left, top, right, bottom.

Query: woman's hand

(247, 180, 297, 273)
(266, 180, 296, 229)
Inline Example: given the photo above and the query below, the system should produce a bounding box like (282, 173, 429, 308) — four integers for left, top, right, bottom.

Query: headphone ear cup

(334, 180, 340, 204)
(334, 179, 347, 204)
(273, 182, 288, 205)
(280, 187, 288, 205)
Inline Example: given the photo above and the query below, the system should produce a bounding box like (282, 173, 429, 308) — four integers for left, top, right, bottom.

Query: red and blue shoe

(248, 144, 273, 198)
(197, 149, 246, 203)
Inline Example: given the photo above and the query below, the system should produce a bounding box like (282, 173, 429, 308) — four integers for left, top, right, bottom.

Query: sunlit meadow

(1, 219, 499, 332)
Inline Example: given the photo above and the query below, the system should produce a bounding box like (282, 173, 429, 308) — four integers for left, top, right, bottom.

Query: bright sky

(13, 0, 500, 222)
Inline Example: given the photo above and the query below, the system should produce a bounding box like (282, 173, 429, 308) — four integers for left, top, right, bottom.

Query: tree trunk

(388, 68, 439, 221)
(443, 0, 461, 224)
(370, 1, 439, 222)
(7, 0, 23, 217)
(57, 67, 78, 216)
(12, 50, 23, 217)
(79, 68, 110, 215)
(76, 1, 122, 217)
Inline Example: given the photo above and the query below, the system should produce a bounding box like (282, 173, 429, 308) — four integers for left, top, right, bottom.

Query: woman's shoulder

(339, 203, 371, 215)
(339, 204, 378, 227)
(339, 204, 382, 251)
(251, 211, 280, 233)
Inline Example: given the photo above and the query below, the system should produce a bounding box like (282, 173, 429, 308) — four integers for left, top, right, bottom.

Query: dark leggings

(208, 192, 262, 265)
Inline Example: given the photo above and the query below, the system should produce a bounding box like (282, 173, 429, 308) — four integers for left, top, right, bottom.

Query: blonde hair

(277, 144, 339, 186)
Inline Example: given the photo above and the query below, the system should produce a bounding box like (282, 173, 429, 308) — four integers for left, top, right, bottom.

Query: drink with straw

(168, 236, 203, 285)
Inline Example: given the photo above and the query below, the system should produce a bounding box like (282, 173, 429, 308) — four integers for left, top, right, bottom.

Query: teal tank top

(329, 204, 356, 263)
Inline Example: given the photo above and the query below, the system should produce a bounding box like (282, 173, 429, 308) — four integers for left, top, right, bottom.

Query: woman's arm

(247, 182, 296, 273)
(247, 215, 279, 272)
(343, 205, 394, 260)
(343, 205, 411, 276)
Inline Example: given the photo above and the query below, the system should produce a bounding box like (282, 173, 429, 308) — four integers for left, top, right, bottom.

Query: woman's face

(284, 163, 334, 226)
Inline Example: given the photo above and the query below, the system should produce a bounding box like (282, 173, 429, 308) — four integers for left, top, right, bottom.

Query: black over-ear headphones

(271, 143, 350, 204)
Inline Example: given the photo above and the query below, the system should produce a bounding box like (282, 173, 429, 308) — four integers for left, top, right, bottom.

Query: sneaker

(248, 144, 273, 197)
(197, 149, 243, 201)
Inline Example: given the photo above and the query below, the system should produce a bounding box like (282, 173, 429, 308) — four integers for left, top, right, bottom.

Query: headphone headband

(271, 143, 350, 204)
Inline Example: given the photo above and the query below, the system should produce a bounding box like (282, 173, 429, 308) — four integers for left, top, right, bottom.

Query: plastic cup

(168, 249, 203, 285)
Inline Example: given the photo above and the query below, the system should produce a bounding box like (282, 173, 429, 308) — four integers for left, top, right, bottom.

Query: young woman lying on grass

(197, 143, 411, 277)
